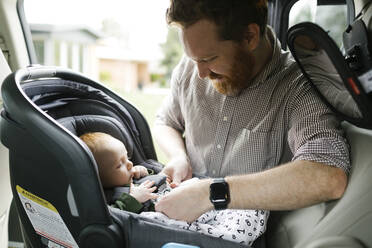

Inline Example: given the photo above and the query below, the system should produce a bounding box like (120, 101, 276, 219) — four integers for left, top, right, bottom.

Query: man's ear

(243, 23, 260, 51)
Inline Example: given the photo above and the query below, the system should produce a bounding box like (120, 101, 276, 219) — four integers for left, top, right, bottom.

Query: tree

(160, 27, 184, 84)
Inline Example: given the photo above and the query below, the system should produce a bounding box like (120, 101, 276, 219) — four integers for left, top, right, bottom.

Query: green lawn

(117, 90, 169, 164)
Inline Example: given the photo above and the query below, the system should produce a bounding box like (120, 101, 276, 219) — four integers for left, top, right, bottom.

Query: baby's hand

(132, 165, 149, 179)
(130, 180, 158, 203)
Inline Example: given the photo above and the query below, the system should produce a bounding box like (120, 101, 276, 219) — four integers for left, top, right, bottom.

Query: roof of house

(30, 23, 103, 42)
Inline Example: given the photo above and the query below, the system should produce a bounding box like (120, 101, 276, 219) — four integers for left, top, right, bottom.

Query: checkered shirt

(155, 27, 350, 177)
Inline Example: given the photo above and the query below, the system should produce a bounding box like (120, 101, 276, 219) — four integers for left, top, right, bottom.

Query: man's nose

(196, 62, 210, 79)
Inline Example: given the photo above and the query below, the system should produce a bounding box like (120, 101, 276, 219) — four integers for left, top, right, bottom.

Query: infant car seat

(0, 66, 249, 248)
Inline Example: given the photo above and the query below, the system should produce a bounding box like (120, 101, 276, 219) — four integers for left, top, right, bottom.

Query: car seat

(0, 66, 250, 248)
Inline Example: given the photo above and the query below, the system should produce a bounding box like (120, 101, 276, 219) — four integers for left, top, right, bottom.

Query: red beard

(210, 48, 255, 96)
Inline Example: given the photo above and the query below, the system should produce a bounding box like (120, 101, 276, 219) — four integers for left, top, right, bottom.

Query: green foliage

(151, 73, 167, 88)
(99, 71, 112, 84)
(160, 27, 184, 84)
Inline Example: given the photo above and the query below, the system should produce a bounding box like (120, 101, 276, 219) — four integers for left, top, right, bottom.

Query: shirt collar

(246, 26, 283, 90)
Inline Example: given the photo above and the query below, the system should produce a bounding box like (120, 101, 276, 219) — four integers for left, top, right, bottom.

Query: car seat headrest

(287, 22, 372, 129)
(22, 79, 140, 137)
(12, 74, 155, 164)
(57, 115, 134, 159)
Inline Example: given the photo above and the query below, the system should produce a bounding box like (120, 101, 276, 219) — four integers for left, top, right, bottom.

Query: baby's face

(95, 136, 134, 188)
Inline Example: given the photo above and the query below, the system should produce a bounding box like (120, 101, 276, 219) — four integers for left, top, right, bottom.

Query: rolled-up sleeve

(287, 82, 351, 173)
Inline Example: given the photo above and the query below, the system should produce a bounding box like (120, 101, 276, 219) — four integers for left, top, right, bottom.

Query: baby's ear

(126, 161, 133, 170)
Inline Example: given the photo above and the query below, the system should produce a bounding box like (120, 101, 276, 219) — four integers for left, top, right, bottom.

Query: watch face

(210, 182, 228, 201)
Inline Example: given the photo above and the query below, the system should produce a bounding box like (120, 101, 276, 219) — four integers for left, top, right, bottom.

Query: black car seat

(266, 3, 372, 247)
(0, 66, 249, 248)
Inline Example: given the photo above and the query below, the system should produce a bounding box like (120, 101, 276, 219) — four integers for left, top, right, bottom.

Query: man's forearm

(153, 124, 187, 160)
(226, 160, 348, 210)
(156, 160, 347, 222)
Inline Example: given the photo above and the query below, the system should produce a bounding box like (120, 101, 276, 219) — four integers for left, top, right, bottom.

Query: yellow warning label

(17, 185, 78, 247)
(16, 185, 57, 213)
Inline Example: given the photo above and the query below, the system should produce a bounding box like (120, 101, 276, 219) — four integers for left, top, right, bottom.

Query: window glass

(289, 0, 348, 48)
(54, 41, 60, 66)
(33, 40, 44, 64)
(79, 44, 84, 72)
(67, 43, 73, 69)
(23, 0, 183, 163)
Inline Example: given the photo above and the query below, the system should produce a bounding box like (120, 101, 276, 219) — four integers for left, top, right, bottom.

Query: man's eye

(204, 56, 217, 63)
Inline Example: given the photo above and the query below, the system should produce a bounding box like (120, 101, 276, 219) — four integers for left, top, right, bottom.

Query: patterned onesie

(140, 180, 269, 246)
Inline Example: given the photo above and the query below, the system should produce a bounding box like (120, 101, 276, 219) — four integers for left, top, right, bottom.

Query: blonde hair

(79, 132, 113, 156)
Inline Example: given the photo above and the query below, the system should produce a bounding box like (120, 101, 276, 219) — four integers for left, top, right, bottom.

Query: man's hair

(166, 0, 268, 41)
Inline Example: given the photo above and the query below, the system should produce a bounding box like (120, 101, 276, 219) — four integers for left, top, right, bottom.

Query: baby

(80, 132, 268, 246)
(80, 132, 159, 213)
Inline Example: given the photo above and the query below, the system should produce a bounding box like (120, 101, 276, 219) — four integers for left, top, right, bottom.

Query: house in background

(95, 38, 151, 92)
(30, 24, 101, 79)
(30, 24, 154, 92)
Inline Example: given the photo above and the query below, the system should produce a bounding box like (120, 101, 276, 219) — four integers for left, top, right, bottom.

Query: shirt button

(217, 144, 221, 149)
(223, 116, 228, 121)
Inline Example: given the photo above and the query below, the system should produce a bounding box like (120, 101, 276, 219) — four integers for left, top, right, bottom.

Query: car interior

(0, 0, 372, 248)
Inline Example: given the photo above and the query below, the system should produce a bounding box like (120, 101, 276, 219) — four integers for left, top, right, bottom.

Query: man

(154, 0, 349, 223)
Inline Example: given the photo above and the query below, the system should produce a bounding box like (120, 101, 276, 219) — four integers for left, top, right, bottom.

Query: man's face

(95, 136, 134, 188)
(181, 19, 256, 96)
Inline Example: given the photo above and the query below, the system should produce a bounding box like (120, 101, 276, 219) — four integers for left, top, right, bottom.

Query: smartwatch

(209, 178, 230, 210)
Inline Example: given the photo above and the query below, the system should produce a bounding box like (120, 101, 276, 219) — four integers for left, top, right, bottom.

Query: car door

(0, 0, 32, 247)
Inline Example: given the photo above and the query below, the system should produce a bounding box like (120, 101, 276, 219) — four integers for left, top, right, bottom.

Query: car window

(23, 0, 183, 164)
(289, 0, 348, 48)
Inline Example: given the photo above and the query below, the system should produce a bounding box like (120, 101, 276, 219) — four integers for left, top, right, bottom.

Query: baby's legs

(188, 209, 269, 246)
(140, 209, 269, 246)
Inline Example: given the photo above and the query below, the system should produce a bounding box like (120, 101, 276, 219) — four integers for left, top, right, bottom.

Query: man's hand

(161, 155, 193, 188)
(155, 179, 213, 222)
(130, 180, 158, 203)
(132, 165, 149, 179)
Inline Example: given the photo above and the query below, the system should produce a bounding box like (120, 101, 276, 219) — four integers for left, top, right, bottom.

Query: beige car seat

(266, 122, 372, 248)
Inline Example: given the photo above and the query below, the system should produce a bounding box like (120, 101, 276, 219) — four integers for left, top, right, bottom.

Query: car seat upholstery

(0, 66, 251, 248)
(266, 122, 372, 248)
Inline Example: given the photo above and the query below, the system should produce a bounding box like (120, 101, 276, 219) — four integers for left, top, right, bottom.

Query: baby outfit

(140, 179, 269, 246)
(104, 172, 165, 213)
(106, 175, 269, 246)
(141, 209, 268, 246)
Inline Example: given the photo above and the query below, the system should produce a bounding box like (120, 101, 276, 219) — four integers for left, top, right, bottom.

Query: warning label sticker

(16, 185, 79, 248)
